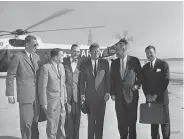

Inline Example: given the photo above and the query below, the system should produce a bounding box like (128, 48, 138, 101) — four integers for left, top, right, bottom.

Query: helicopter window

(9, 39, 25, 47)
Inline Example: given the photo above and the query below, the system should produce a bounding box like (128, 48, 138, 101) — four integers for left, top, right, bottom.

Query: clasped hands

(81, 93, 110, 104)
(146, 94, 157, 102)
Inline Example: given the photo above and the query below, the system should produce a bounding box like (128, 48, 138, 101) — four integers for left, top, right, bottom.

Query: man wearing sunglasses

(6, 35, 41, 139)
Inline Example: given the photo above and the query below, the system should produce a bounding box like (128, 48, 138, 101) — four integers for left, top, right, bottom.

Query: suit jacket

(6, 50, 40, 103)
(80, 58, 110, 105)
(142, 58, 169, 104)
(63, 57, 84, 104)
(38, 61, 67, 111)
(110, 56, 144, 104)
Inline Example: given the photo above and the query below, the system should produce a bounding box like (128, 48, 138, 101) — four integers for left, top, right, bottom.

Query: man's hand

(42, 105, 47, 111)
(146, 94, 151, 102)
(104, 93, 110, 102)
(81, 95, 85, 104)
(111, 95, 116, 101)
(150, 94, 157, 102)
(132, 85, 139, 91)
(64, 98, 67, 103)
(8, 96, 15, 104)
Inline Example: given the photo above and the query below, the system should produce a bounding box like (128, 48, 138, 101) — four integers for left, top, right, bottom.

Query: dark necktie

(30, 54, 33, 65)
(150, 62, 153, 72)
(94, 60, 97, 77)
(57, 64, 60, 77)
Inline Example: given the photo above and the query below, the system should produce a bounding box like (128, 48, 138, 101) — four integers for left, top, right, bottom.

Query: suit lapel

(22, 51, 34, 71)
(66, 58, 73, 73)
(88, 59, 95, 78)
(50, 61, 60, 79)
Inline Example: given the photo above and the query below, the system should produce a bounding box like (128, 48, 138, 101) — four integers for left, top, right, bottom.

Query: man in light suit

(142, 45, 170, 139)
(6, 35, 40, 139)
(80, 43, 110, 139)
(63, 44, 85, 139)
(38, 48, 67, 139)
(110, 38, 144, 139)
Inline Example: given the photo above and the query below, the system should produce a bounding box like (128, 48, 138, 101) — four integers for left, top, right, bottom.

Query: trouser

(19, 102, 39, 139)
(151, 105, 170, 139)
(87, 101, 106, 139)
(65, 102, 81, 139)
(46, 104, 66, 139)
(115, 97, 138, 139)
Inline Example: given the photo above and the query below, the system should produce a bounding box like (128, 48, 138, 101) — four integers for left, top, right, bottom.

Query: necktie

(57, 64, 60, 75)
(121, 59, 125, 80)
(150, 62, 153, 72)
(94, 60, 97, 77)
(30, 54, 34, 65)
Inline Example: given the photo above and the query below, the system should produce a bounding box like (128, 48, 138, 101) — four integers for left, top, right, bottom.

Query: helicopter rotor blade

(0, 31, 12, 34)
(0, 33, 12, 37)
(27, 25, 106, 33)
(24, 9, 74, 32)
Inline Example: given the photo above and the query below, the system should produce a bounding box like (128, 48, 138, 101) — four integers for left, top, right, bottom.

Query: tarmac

(0, 75, 183, 139)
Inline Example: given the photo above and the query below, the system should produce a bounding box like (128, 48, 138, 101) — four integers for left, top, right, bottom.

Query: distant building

(88, 29, 93, 46)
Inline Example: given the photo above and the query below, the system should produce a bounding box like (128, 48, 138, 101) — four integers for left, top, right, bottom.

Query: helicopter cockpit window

(9, 39, 25, 47)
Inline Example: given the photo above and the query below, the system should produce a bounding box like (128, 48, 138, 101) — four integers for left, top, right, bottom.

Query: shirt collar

(150, 58, 157, 66)
(51, 60, 58, 66)
(91, 58, 98, 63)
(70, 57, 78, 63)
(25, 49, 31, 57)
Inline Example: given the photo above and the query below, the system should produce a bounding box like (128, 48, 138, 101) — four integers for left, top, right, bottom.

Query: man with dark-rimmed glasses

(6, 35, 41, 139)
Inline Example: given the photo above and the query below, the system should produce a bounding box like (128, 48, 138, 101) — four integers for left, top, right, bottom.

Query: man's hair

(71, 44, 79, 50)
(25, 35, 37, 44)
(89, 43, 99, 52)
(145, 45, 156, 52)
(50, 48, 62, 58)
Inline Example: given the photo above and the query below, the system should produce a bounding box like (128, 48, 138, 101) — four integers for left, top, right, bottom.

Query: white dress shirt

(70, 57, 78, 73)
(91, 59, 98, 72)
(25, 50, 31, 58)
(150, 58, 156, 69)
(52, 60, 60, 74)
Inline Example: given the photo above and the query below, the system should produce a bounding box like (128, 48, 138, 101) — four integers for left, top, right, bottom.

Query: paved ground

(0, 75, 183, 139)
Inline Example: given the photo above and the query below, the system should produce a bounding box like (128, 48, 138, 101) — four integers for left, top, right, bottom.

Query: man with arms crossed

(80, 43, 110, 139)
(6, 35, 40, 139)
(142, 45, 170, 139)
(38, 48, 67, 139)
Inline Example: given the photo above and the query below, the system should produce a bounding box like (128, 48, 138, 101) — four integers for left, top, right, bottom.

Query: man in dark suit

(110, 38, 144, 139)
(63, 44, 84, 139)
(6, 35, 40, 139)
(80, 43, 110, 139)
(142, 45, 170, 139)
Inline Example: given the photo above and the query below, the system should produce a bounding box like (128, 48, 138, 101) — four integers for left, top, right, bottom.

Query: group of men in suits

(6, 35, 170, 139)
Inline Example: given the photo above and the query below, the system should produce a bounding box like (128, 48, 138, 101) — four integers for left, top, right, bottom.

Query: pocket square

(156, 68, 161, 72)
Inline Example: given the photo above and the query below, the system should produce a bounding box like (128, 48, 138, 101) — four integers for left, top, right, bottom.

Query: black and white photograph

(0, 1, 183, 139)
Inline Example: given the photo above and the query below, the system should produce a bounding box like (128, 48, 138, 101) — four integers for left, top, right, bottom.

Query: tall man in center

(63, 44, 84, 139)
(80, 43, 110, 139)
(110, 39, 144, 139)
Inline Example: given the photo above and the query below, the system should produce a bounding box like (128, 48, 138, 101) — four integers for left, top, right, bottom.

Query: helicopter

(0, 8, 113, 76)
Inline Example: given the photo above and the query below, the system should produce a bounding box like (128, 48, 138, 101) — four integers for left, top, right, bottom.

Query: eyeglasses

(33, 44, 39, 47)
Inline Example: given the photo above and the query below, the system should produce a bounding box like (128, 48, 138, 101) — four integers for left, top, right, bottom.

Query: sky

(0, 1, 183, 59)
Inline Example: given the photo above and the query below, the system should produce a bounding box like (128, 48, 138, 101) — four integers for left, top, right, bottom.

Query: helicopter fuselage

(0, 40, 108, 74)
